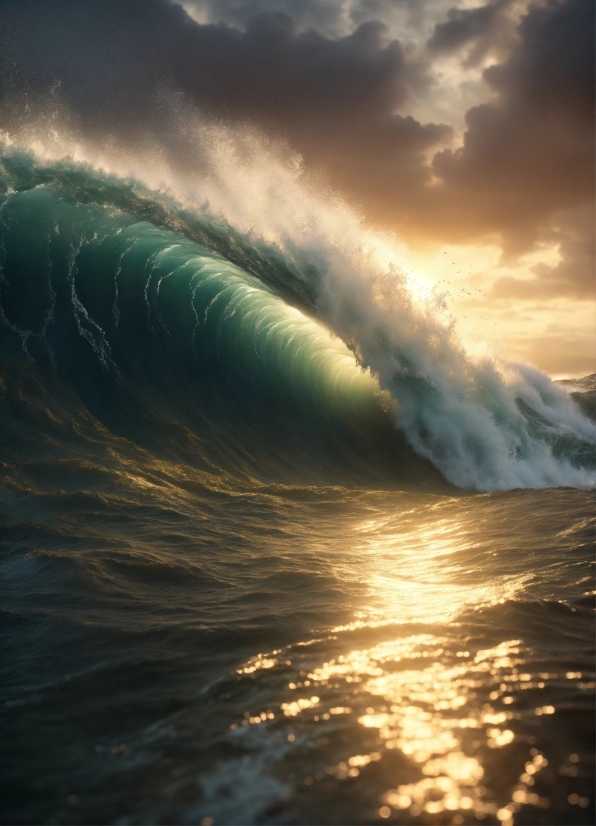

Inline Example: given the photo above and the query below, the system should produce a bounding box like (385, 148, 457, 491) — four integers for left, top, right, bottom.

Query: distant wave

(0, 144, 594, 491)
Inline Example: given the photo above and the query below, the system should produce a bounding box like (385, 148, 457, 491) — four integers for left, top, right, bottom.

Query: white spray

(5, 111, 594, 490)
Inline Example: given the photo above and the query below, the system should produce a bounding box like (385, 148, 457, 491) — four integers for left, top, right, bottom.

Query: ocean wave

(0, 144, 594, 491)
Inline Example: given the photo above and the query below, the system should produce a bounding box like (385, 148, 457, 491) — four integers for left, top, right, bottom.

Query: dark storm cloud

(426, 0, 516, 65)
(483, 0, 593, 123)
(0, 0, 593, 302)
(0, 0, 429, 133)
(183, 0, 433, 37)
(431, 0, 595, 297)
(0, 0, 449, 203)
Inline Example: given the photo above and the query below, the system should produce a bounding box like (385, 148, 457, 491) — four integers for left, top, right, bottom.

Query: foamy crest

(4, 113, 594, 491)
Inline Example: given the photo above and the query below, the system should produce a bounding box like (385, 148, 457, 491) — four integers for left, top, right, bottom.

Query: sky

(0, 0, 593, 376)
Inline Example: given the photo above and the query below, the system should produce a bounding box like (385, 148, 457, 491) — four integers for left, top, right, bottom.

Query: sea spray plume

(0, 135, 594, 490)
(154, 121, 596, 489)
(318, 255, 596, 489)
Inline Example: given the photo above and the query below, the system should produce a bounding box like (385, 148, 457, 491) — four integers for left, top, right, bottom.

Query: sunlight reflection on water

(200, 495, 594, 825)
(305, 636, 551, 823)
(232, 511, 557, 823)
(352, 510, 531, 626)
(294, 514, 547, 822)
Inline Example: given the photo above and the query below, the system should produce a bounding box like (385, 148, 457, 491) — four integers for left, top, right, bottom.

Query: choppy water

(0, 145, 594, 825)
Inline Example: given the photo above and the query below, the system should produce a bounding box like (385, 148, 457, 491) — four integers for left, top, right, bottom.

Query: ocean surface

(0, 145, 594, 826)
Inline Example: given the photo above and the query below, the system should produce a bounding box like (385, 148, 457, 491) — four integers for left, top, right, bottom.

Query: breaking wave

(0, 142, 594, 491)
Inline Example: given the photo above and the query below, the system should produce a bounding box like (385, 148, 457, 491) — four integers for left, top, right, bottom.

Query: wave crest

(0, 142, 594, 490)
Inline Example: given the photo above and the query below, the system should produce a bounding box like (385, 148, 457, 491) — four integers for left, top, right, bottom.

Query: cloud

(0, 1, 421, 128)
(430, 0, 594, 297)
(0, 0, 450, 210)
(427, 0, 517, 65)
(182, 0, 446, 40)
(491, 205, 595, 300)
(0, 0, 592, 306)
(432, 0, 594, 230)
